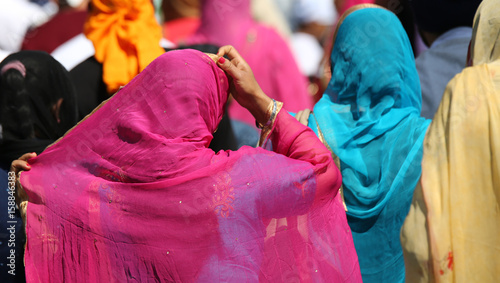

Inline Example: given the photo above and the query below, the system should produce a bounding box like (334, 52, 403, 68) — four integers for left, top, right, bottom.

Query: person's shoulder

(451, 64, 489, 82)
(415, 47, 442, 68)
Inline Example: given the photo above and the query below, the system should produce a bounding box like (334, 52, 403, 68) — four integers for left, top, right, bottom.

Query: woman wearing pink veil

(15, 47, 361, 282)
(186, 0, 313, 130)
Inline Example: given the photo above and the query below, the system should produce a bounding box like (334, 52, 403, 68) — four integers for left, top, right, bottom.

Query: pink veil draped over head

(20, 49, 360, 282)
(186, 0, 313, 126)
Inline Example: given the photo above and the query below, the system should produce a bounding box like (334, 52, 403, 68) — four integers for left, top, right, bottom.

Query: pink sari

(20, 49, 361, 282)
(186, 0, 313, 126)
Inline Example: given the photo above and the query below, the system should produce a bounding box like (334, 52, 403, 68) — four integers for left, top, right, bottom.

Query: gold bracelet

(255, 99, 277, 129)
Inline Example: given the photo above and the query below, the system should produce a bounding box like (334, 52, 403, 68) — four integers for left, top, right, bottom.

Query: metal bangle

(256, 99, 277, 129)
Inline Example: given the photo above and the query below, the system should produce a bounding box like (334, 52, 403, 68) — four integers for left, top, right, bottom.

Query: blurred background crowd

(1, 0, 498, 282)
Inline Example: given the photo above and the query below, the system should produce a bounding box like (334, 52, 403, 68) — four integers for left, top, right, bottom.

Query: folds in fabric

(311, 6, 430, 281)
(19, 49, 361, 282)
(402, 1, 500, 281)
(405, 63, 500, 282)
(0, 51, 78, 164)
(187, 0, 313, 126)
(84, 0, 165, 94)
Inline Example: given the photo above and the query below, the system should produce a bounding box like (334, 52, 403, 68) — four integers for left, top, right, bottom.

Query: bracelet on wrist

(255, 99, 277, 129)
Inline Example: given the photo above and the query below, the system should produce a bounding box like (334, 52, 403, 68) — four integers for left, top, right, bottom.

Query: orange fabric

(84, 0, 164, 94)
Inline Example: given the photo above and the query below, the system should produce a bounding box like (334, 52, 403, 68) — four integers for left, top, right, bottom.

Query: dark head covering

(0, 51, 78, 165)
(412, 0, 483, 34)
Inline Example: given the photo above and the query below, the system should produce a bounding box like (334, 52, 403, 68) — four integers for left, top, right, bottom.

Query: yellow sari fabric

(402, 0, 500, 281)
(469, 1, 500, 66)
(84, 0, 165, 94)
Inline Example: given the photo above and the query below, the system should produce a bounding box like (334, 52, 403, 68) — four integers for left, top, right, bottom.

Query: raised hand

(216, 45, 272, 126)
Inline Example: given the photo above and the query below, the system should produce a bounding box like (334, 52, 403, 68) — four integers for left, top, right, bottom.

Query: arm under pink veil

(270, 111, 341, 201)
(254, 111, 358, 281)
(17, 49, 360, 282)
(211, 45, 360, 280)
(195, 111, 359, 281)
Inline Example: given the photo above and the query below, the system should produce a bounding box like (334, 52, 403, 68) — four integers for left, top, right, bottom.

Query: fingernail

(218, 57, 225, 64)
(26, 163, 30, 167)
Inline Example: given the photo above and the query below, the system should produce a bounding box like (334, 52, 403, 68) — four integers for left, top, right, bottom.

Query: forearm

(270, 111, 341, 199)
(244, 89, 272, 126)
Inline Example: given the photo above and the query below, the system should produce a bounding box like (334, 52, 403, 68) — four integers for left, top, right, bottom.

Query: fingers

(19, 152, 36, 161)
(7, 152, 35, 214)
(216, 45, 241, 61)
(216, 52, 241, 80)
(296, 109, 311, 126)
(10, 152, 37, 173)
(216, 45, 249, 79)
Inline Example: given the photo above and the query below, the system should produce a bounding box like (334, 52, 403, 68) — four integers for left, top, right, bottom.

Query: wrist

(255, 99, 277, 129)
(249, 91, 272, 126)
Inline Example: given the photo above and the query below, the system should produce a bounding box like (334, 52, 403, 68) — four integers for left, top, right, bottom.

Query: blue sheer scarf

(308, 7, 430, 282)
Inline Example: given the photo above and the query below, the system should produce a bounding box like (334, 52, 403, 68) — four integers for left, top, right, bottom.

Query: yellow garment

(424, 63, 500, 281)
(469, 0, 500, 66)
(401, 181, 433, 283)
(402, 1, 500, 281)
(84, 0, 164, 94)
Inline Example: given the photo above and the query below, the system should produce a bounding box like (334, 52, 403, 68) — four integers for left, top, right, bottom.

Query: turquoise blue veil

(308, 6, 430, 281)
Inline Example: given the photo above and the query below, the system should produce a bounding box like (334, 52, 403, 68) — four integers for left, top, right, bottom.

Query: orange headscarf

(84, 0, 164, 94)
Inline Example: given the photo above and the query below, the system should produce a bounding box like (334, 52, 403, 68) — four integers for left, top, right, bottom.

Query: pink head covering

(195, 0, 252, 46)
(187, 0, 313, 125)
(20, 49, 360, 281)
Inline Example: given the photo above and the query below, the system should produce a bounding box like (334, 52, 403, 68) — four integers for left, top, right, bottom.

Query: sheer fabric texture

(308, 6, 430, 282)
(402, 0, 500, 281)
(187, 0, 313, 126)
(20, 49, 361, 282)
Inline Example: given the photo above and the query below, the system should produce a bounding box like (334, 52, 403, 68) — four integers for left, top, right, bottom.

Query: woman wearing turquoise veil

(301, 5, 430, 282)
